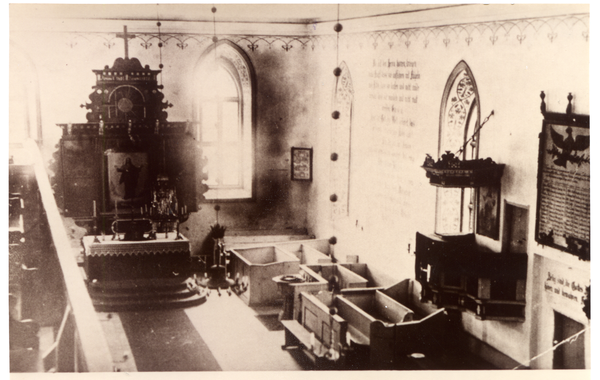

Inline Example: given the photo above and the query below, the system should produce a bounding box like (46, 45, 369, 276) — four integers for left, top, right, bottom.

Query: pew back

(291, 266, 329, 320)
(340, 289, 415, 324)
(306, 264, 368, 289)
(300, 292, 348, 350)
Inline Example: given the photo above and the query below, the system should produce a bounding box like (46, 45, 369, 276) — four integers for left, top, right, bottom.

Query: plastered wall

(10, 19, 321, 257)
(305, 5, 590, 367)
(10, 4, 590, 369)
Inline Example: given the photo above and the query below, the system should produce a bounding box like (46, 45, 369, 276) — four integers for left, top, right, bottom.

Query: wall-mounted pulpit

(415, 232, 527, 322)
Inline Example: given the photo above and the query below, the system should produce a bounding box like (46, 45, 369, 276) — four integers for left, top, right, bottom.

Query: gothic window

(435, 61, 480, 235)
(195, 41, 254, 200)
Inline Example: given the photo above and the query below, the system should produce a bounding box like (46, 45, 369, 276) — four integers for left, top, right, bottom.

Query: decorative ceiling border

(63, 32, 315, 53)
(35, 13, 590, 54)
(358, 13, 589, 49)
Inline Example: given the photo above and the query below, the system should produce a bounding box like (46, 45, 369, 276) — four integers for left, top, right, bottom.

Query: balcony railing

(10, 139, 113, 372)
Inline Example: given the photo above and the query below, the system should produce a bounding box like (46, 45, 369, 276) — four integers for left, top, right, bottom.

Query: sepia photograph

(6, 2, 592, 379)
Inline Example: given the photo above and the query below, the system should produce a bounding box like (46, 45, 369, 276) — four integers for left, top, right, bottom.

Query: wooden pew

(229, 246, 300, 306)
(290, 265, 329, 321)
(274, 239, 332, 264)
(305, 264, 369, 289)
(293, 281, 449, 370)
(281, 291, 348, 369)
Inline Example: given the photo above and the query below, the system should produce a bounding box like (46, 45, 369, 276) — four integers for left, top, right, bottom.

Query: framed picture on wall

(477, 185, 500, 240)
(291, 147, 313, 181)
(106, 151, 150, 207)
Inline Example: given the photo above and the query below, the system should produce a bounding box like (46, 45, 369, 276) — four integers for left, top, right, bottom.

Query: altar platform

(82, 235, 206, 311)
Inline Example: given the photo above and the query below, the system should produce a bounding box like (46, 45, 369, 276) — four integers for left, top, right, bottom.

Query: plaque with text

(536, 116, 590, 260)
(291, 147, 313, 181)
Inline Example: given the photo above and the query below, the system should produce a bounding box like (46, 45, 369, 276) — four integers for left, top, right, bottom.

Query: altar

(82, 235, 192, 282)
(53, 27, 208, 311)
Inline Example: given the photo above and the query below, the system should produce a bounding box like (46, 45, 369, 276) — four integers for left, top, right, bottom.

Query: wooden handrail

(26, 139, 113, 372)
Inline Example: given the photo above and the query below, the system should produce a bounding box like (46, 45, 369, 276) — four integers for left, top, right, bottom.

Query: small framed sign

(291, 147, 313, 181)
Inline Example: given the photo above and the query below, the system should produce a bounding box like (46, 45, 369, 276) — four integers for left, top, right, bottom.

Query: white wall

(9, 3, 591, 369)
(306, 4, 590, 367)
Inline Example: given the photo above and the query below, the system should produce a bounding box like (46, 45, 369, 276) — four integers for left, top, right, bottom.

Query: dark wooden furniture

(51, 28, 209, 311)
(81, 234, 207, 311)
(52, 50, 206, 227)
(415, 232, 527, 321)
(82, 235, 192, 282)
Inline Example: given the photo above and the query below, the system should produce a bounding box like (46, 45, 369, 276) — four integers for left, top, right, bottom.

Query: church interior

(8, 3, 591, 375)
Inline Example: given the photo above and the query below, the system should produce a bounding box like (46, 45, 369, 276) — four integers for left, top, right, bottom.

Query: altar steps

(87, 277, 207, 312)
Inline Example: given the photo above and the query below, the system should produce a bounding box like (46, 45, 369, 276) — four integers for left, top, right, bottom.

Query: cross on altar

(116, 25, 136, 59)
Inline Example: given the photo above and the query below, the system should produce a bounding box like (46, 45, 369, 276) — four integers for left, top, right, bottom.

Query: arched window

(194, 41, 254, 200)
(435, 61, 480, 235)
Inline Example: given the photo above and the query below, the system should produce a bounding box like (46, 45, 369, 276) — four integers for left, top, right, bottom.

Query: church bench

(340, 288, 415, 323)
(300, 245, 333, 264)
(280, 292, 348, 368)
(305, 264, 368, 289)
(229, 246, 300, 306)
(280, 320, 343, 369)
(290, 280, 449, 370)
(290, 266, 329, 320)
(299, 292, 348, 351)
(274, 239, 332, 264)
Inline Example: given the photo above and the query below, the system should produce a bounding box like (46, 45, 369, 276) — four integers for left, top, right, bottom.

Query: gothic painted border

(30, 13, 588, 54)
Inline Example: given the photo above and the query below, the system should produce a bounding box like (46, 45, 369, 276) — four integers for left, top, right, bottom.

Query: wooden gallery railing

(25, 139, 114, 372)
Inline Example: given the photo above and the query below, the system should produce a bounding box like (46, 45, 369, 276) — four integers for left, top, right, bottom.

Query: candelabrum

(198, 236, 235, 296)
(175, 206, 189, 240)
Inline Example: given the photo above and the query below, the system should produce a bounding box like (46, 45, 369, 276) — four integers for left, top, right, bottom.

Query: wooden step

(89, 286, 196, 301)
(87, 276, 207, 312)
(87, 276, 191, 291)
(92, 291, 207, 312)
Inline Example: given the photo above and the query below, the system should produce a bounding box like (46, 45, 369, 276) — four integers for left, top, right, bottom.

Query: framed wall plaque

(291, 147, 313, 181)
(535, 92, 590, 260)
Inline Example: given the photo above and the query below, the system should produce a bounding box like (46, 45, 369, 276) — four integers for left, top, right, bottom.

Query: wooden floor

(100, 293, 312, 372)
(13, 288, 501, 373)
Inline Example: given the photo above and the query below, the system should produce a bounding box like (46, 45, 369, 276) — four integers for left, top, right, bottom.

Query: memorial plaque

(536, 120, 590, 260)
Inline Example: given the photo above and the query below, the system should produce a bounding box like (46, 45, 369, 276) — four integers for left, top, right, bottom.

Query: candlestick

(93, 200, 96, 217)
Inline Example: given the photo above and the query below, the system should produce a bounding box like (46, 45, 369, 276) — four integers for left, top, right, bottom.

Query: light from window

(435, 65, 479, 235)
(196, 44, 253, 200)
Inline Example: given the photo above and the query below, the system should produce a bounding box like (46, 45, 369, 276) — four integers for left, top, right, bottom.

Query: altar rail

(16, 139, 114, 372)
